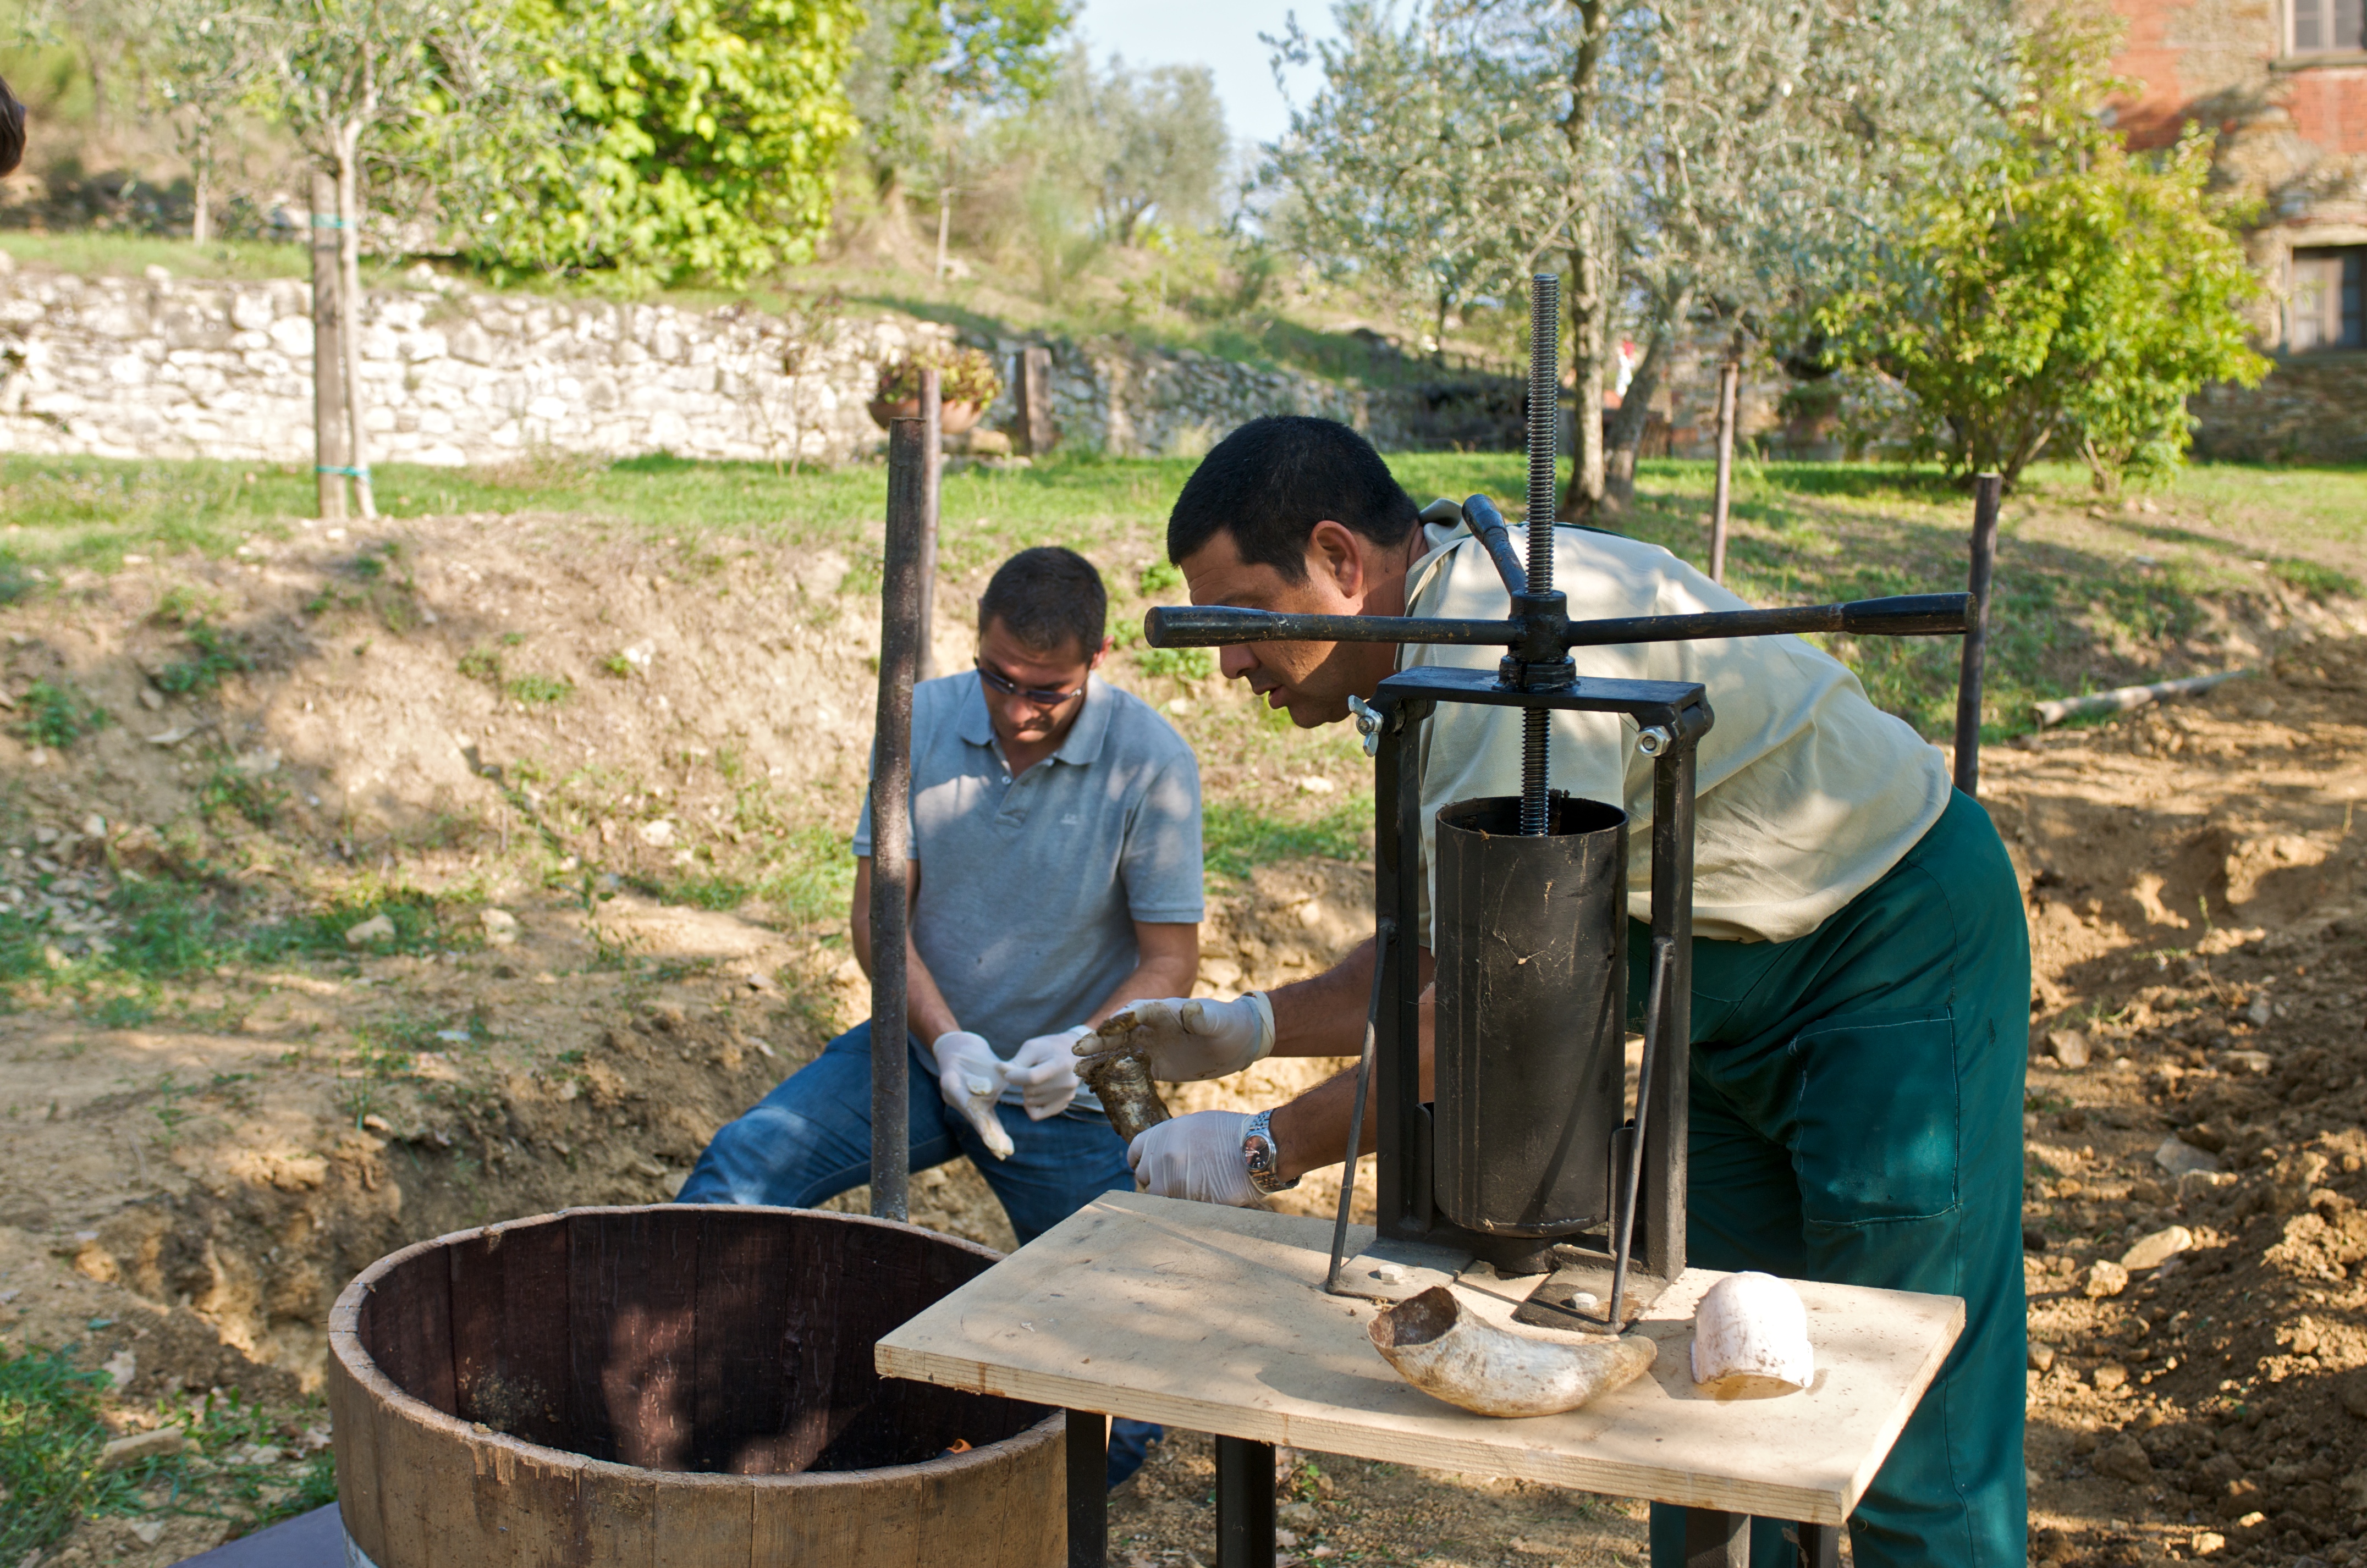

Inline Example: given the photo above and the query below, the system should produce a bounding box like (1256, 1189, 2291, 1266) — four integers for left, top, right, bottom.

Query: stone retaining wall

(0, 266, 951, 469)
(0, 263, 1525, 468)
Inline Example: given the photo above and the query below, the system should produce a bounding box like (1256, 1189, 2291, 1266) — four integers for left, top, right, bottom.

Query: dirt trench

(0, 511, 2364, 1564)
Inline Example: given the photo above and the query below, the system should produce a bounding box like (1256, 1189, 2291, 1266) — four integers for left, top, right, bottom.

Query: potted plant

(868, 346, 1003, 434)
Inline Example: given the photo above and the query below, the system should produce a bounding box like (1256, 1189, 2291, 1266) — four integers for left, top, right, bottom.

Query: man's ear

(1306, 519, 1372, 599)
(1088, 634, 1114, 668)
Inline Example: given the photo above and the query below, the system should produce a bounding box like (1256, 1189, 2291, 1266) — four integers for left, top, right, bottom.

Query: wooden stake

(1017, 346, 1053, 457)
(333, 130, 377, 520)
(1953, 474, 2002, 797)
(917, 367, 942, 682)
(870, 419, 930, 1223)
(1708, 356, 1740, 583)
(309, 169, 348, 523)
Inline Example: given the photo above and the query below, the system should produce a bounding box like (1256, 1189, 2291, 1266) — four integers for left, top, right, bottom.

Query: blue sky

(1071, 0, 1338, 149)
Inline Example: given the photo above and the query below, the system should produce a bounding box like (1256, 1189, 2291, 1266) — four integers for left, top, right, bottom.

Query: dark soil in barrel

(354, 1206, 1048, 1476)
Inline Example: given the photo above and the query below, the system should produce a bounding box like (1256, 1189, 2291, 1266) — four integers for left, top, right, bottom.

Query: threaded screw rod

(1526, 274, 1559, 595)
(1521, 274, 1560, 836)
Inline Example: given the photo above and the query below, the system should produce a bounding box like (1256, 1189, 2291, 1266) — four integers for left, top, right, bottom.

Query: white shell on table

(1689, 1271, 1814, 1393)
(1369, 1286, 1658, 1418)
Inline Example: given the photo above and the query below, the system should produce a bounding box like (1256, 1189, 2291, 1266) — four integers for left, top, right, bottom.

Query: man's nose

(1218, 645, 1258, 681)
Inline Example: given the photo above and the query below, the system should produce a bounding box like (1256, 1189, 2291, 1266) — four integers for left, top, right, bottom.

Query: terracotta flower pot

(867, 398, 983, 434)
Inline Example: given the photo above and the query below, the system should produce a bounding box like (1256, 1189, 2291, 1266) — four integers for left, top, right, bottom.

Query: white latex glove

(1129, 1110, 1258, 1207)
(1005, 1025, 1091, 1120)
(932, 1030, 1015, 1160)
(1076, 994, 1275, 1082)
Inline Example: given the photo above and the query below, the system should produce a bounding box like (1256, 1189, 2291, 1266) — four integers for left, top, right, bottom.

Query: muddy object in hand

(1368, 1285, 1657, 1418)
(1079, 1048, 1173, 1144)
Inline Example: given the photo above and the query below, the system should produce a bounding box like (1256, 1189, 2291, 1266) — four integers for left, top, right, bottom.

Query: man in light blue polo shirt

(678, 545, 1203, 1479)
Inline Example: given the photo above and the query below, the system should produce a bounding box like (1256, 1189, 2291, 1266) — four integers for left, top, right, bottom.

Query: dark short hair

(978, 546, 1107, 659)
(1167, 416, 1420, 579)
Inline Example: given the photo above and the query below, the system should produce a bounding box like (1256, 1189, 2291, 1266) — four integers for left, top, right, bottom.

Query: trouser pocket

(1788, 1011, 1960, 1225)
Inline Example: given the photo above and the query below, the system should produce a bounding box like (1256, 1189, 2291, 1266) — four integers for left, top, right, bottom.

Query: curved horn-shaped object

(1688, 1271, 1814, 1393)
(1369, 1287, 1658, 1418)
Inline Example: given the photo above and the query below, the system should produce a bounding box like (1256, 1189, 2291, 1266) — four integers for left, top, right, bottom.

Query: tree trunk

(309, 168, 348, 522)
(1554, 0, 1615, 521)
(334, 128, 377, 520)
(1602, 289, 1692, 514)
(191, 125, 212, 245)
(1561, 227, 1610, 519)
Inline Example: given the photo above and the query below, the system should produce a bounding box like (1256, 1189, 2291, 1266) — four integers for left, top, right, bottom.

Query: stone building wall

(2190, 355, 2367, 462)
(0, 262, 1526, 469)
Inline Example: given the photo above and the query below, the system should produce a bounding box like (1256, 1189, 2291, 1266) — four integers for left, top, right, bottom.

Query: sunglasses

(975, 659, 1089, 706)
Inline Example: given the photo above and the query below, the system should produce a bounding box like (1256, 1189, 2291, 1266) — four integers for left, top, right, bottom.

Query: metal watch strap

(1243, 1108, 1298, 1195)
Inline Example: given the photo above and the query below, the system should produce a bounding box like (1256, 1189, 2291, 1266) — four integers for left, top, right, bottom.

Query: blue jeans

(677, 1021, 1161, 1486)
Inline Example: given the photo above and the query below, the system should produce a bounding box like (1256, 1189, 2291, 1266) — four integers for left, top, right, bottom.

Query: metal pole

(1953, 474, 2002, 797)
(1644, 737, 1697, 1285)
(307, 170, 348, 523)
(1064, 1412, 1107, 1567)
(1708, 358, 1740, 583)
(1521, 274, 1560, 837)
(869, 418, 929, 1223)
(1213, 1437, 1276, 1568)
(917, 366, 943, 683)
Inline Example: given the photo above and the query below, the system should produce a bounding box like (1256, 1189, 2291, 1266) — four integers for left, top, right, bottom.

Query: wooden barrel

(328, 1205, 1062, 1566)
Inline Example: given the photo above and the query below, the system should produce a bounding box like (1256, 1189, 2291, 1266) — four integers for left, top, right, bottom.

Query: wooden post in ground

(1016, 346, 1054, 457)
(309, 170, 348, 522)
(1708, 345, 1741, 583)
(1952, 473, 2003, 797)
(870, 419, 930, 1223)
(332, 137, 377, 519)
(917, 367, 942, 682)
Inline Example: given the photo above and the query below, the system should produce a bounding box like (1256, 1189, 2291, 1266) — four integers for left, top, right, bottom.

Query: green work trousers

(1637, 788, 2029, 1568)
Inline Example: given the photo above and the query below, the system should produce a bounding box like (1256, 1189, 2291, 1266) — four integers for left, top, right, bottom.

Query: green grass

(0, 880, 459, 989)
(2, 449, 2360, 748)
(0, 1344, 333, 1562)
(0, 232, 315, 283)
(155, 621, 254, 697)
(504, 672, 575, 706)
(1203, 797, 1374, 884)
(18, 679, 109, 748)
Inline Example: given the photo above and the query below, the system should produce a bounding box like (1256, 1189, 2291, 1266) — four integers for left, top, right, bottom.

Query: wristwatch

(1243, 1108, 1299, 1195)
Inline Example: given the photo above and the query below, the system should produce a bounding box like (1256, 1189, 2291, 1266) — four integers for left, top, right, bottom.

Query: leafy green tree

(847, 0, 1074, 238)
(483, 0, 862, 285)
(1821, 4, 2268, 492)
(1263, 4, 1553, 358)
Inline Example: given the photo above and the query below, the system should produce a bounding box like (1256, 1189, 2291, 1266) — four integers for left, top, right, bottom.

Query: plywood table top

(876, 1192, 1962, 1525)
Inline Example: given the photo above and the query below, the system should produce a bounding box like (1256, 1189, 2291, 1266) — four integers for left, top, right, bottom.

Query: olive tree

(1262, 4, 1564, 359)
(1266, 0, 2011, 514)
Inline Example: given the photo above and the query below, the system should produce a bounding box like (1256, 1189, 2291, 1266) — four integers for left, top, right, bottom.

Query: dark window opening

(2289, 249, 2365, 351)
(2291, 0, 2366, 53)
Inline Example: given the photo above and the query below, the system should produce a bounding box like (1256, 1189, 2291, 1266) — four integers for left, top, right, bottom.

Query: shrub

(876, 345, 1004, 406)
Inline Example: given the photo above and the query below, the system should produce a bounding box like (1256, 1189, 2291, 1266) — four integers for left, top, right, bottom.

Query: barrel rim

(328, 1202, 1061, 1493)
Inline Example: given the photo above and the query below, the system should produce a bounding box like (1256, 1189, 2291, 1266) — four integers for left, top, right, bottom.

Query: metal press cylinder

(1433, 794, 1628, 1237)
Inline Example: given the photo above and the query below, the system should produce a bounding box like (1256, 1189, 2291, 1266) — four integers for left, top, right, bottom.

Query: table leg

(1066, 1410, 1107, 1568)
(1681, 1508, 1746, 1568)
(1792, 1521, 1840, 1568)
(1214, 1435, 1275, 1568)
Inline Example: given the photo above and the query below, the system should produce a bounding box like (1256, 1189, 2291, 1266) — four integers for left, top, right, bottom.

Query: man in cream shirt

(1094, 417, 2028, 1568)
